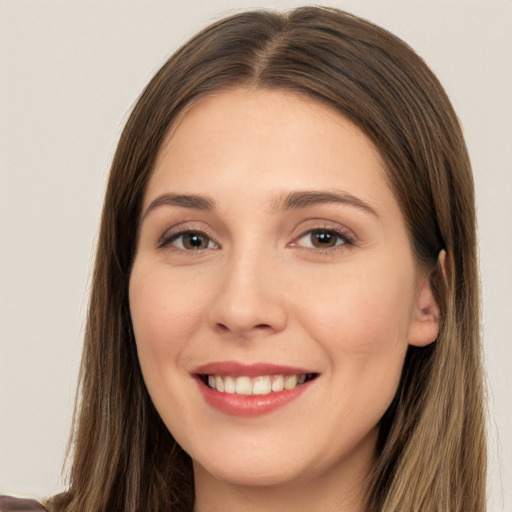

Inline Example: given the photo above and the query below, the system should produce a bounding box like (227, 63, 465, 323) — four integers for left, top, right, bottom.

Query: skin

(129, 88, 440, 512)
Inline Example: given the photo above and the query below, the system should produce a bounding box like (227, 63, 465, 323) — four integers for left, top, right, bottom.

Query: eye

(160, 230, 219, 251)
(295, 228, 351, 249)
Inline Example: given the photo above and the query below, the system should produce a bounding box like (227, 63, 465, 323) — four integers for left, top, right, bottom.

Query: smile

(200, 373, 317, 395)
(194, 362, 319, 417)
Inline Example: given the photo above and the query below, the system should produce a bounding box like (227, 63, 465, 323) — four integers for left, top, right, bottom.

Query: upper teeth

(206, 374, 307, 395)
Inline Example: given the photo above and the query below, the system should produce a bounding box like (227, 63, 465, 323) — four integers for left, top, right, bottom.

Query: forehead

(146, 88, 392, 214)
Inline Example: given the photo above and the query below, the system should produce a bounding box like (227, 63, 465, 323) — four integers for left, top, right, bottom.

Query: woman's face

(129, 89, 439, 498)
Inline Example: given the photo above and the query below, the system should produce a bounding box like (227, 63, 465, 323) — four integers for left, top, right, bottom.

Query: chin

(194, 457, 305, 488)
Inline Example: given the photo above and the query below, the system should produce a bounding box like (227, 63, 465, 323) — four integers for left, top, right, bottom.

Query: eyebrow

(142, 189, 379, 220)
(274, 190, 379, 217)
(142, 193, 216, 219)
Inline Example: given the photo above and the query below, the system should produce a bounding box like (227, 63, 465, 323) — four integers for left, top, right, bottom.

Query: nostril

(216, 323, 231, 333)
(215, 322, 273, 336)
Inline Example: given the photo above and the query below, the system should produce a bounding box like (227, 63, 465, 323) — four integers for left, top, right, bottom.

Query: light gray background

(1, 0, 511, 509)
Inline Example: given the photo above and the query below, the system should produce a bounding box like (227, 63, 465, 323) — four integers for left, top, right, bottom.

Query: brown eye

(310, 230, 338, 248)
(162, 230, 218, 251)
(182, 232, 210, 250)
(295, 229, 350, 250)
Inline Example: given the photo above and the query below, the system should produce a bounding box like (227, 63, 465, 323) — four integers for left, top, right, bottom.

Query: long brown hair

(47, 7, 485, 512)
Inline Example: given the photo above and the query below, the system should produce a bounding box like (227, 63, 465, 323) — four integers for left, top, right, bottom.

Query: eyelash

(158, 225, 355, 255)
(158, 228, 220, 251)
(292, 227, 355, 253)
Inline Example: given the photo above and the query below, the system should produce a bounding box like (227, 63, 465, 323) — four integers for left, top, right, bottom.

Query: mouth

(193, 362, 319, 417)
(198, 373, 318, 396)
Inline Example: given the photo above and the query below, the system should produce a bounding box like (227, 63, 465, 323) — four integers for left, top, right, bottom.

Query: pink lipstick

(194, 361, 318, 417)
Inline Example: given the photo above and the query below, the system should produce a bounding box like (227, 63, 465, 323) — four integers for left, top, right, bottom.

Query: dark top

(0, 496, 47, 512)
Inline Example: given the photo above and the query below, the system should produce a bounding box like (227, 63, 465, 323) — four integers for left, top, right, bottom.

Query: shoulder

(0, 495, 47, 512)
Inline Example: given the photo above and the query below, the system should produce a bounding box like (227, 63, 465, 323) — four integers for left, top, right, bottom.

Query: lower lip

(196, 378, 313, 417)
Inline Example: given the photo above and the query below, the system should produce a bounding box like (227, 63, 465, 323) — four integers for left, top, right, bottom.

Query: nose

(207, 249, 288, 339)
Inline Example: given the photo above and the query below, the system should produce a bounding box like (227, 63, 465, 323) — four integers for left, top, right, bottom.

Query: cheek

(303, 268, 412, 342)
(295, 267, 414, 444)
(294, 258, 415, 388)
(128, 264, 212, 435)
(129, 266, 207, 371)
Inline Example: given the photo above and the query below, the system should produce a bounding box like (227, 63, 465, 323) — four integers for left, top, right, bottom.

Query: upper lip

(193, 361, 315, 377)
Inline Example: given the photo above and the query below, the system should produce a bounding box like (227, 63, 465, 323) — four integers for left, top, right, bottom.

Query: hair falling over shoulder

(45, 6, 486, 512)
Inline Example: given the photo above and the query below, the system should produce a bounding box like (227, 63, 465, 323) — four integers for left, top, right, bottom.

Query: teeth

(215, 375, 225, 392)
(252, 376, 272, 395)
(235, 376, 252, 395)
(284, 375, 297, 390)
(271, 375, 284, 392)
(224, 376, 236, 394)
(205, 374, 311, 395)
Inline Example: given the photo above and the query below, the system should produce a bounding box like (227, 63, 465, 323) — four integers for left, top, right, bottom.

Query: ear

(408, 250, 446, 347)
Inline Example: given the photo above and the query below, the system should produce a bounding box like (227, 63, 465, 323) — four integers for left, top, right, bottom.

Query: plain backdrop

(1, 0, 511, 509)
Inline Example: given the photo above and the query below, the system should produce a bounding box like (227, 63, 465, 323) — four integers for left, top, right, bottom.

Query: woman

(2, 6, 486, 512)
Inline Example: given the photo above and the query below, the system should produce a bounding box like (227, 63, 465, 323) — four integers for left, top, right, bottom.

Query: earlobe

(408, 250, 446, 347)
